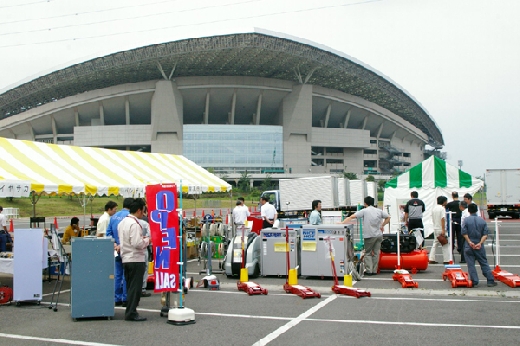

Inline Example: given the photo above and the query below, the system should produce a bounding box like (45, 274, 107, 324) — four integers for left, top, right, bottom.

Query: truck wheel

(488, 213, 495, 219)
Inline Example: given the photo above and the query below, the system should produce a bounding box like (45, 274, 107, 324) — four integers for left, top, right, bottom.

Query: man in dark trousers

(118, 198, 150, 321)
(462, 203, 497, 288)
(446, 192, 464, 262)
(404, 191, 426, 247)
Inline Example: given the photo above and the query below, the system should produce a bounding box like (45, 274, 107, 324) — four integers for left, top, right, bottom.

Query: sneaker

(472, 283, 479, 288)
(487, 282, 498, 287)
(115, 301, 123, 306)
(429, 261, 438, 264)
(141, 291, 151, 297)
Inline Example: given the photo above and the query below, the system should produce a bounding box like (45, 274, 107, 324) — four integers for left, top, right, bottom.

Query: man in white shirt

(233, 197, 250, 226)
(118, 198, 149, 322)
(458, 201, 470, 263)
(96, 201, 118, 237)
(260, 196, 277, 229)
(429, 196, 449, 264)
(0, 206, 13, 251)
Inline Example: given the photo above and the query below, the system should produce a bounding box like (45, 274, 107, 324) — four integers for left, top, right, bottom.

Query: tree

(344, 172, 358, 180)
(237, 170, 251, 192)
(260, 174, 273, 192)
(366, 175, 375, 182)
(377, 179, 387, 192)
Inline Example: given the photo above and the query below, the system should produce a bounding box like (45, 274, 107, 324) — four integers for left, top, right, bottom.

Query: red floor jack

(282, 227, 321, 299)
(442, 212, 472, 288)
(391, 220, 419, 288)
(324, 237, 370, 298)
(236, 226, 267, 295)
(491, 219, 520, 287)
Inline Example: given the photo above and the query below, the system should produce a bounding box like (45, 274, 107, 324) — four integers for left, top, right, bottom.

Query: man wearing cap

(462, 203, 497, 288)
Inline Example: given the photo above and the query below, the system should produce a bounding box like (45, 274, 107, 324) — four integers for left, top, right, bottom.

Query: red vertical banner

(145, 184, 179, 293)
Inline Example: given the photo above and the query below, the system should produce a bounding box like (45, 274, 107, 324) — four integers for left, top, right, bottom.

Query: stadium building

(0, 29, 443, 185)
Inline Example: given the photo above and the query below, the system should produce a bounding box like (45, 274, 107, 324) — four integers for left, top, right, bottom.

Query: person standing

(339, 196, 390, 276)
(403, 191, 426, 247)
(139, 207, 152, 298)
(458, 201, 469, 263)
(260, 196, 278, 229)
(309, 200, 322, 225)
(96, 201, 118, 237)
(106, 197, 133, 307)
(232, 197, 250, 227)
(0, 206, 13, 250)
(464, 193, 480, 215)
(118, 198, 150, 321)
(462, 203, 497, 288)
(429, 196, 449, 264)
(62, 217, 83, 244)
(446, 192, 462, 260)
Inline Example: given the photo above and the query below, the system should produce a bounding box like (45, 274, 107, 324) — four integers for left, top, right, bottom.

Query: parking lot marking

(0, 333, 120, 346)
(252, 294, 337, 346)
(305, 317, 520, 329)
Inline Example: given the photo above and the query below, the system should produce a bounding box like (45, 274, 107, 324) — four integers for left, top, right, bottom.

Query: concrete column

(362, 113, 369, 130)
(99, 102, 105, 125)
(125, 97, 130, 125)
(150, 80, 183, 154)
(282, 84, 313, 174)
(343, 109, 351, 129)
(249, 179, 254, 189)
(376, 122, 384, 138)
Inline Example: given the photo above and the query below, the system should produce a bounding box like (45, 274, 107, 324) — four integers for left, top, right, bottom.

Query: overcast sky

(1, 0, 519, 177)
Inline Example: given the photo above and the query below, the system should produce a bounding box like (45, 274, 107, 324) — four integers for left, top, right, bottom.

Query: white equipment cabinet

(14, 228, 46, 305)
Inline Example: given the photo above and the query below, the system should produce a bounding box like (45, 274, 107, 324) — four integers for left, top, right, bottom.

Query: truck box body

(279, 176, 338, 212)
(486, 169, 520, 219)
(349, 180, 366, 207)
(338, 178, 350, 207)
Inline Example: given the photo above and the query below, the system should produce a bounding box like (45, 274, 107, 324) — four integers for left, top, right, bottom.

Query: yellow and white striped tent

(0, 137, 231, 197)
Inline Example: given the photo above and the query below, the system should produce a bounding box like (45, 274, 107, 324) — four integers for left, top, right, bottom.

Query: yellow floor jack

(491, 218, 520, 287)
(236, 226, 268, 295)
(282, 227, 321, 299)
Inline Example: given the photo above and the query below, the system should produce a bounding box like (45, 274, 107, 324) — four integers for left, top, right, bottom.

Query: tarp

(0, 137, 231, 196)
(383, 156, 483, 237)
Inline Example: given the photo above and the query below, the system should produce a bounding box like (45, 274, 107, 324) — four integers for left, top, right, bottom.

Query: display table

(0, 257, 14, 274)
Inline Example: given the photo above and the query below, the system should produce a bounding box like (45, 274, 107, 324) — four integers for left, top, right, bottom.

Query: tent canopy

(383, 156, 483, 237)
(0, 137, 231, 197)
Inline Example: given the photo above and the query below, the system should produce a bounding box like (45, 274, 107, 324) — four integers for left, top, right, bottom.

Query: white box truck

(261, 176, 339, 217)
(486, 169, 520, 219)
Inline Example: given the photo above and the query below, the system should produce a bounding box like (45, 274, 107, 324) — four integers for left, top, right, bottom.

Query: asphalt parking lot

(1, 218, 519, 346)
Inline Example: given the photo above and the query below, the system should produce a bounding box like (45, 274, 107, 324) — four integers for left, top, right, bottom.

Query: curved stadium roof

(0, 30, 443, 147)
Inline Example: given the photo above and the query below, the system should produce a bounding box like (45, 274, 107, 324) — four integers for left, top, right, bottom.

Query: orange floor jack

(491, 219, 520, 287)
(236, 226, 268, 295)
(282, 227, 321, 299)
(391, 221, 419, 288)
(442, 215, 472, 288)
(324, 237, 370, 298)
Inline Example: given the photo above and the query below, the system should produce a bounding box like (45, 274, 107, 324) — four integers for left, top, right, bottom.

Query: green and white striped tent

(383, 156, 483, 237)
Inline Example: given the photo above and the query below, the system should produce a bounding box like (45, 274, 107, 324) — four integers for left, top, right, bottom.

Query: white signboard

(0, 180, 31, 197)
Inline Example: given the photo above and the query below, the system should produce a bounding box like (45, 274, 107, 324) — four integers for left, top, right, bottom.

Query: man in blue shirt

(462, 203, 497, 288)
(309, 200, 322, 225)
(106, 198, 133, 306)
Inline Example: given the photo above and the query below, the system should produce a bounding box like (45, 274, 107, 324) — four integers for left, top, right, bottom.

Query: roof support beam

(74, 107, 79, 127)
(51, 116, 57, 144)
(376, 122, 384, 138)
(99, 102, 105, 126)
(26, 123, 34, 141)
(125, 97, 130, 125)
(255, 93, 262, 125)
(362, 113, 369, 130)
(324, 103, 331, 128)
(343, 109, 351, 129)
(229, 90, 236, 125)
(203, 91, 209, 124)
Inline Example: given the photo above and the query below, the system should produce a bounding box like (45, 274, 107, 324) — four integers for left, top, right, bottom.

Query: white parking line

(252, 295, 337, 346)
(0, 333, 120, 346)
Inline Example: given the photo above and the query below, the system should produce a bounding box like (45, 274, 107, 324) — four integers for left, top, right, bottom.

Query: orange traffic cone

(54, 217, 59, 230)
(183, 210, 186, 217)
(219, 209, 222, 216)
(9, 218, 14, 232)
